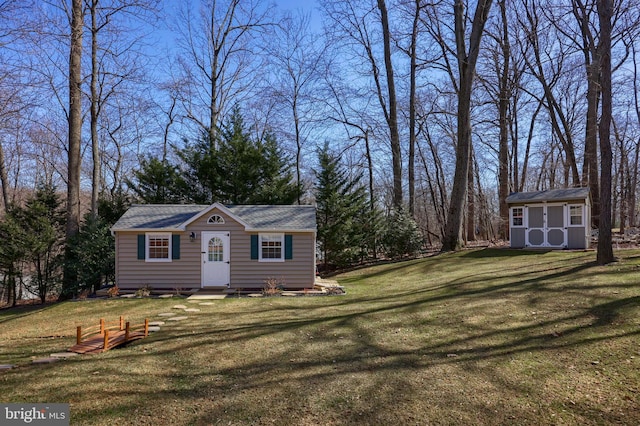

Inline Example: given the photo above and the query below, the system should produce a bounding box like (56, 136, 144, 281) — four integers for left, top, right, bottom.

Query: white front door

(201, 231, 230, 287)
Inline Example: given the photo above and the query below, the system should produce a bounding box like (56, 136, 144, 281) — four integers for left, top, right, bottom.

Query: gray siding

(568, 227, 588, 249)
(115, 207, 316, 290)
(511, 228, 525, 248)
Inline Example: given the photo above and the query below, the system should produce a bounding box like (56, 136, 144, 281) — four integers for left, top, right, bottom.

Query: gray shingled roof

(506, 188, 590, 204)
(225, 205, 316, 230)
(111, 204, 316, 231)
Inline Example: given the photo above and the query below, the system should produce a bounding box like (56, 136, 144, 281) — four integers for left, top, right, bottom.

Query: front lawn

(1, 248, 638, 425)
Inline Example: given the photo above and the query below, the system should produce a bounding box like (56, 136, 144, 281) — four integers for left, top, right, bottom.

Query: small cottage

(506, 188, 591, 249)
(111, 203, 317, 293)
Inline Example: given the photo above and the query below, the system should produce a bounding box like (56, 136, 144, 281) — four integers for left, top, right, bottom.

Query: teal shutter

(251, 235, 258, 259)
(172, 234, 180, 260)
(285, 234, 293, 260)
(137, 235, 145, 260)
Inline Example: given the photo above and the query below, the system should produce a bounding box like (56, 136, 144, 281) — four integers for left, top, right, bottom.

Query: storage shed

(111, 203, 317, 293)
(506, 188, 591, 249)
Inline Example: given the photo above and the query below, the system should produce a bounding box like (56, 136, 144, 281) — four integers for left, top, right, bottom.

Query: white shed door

(525, 204, 567, 248)
(201, 231, 230, 287)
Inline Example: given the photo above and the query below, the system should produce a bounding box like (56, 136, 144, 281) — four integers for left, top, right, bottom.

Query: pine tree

(19, 184, 66, 303)
(127, 157, 190, 204)
(179, 106, 301, 205)
(314, 142, 371, 268)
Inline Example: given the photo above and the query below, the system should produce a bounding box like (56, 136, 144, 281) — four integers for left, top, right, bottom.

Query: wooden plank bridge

(68, 316, 149, 354)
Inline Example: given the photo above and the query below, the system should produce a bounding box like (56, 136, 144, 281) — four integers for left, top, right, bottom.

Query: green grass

(1, 248, 639, 425)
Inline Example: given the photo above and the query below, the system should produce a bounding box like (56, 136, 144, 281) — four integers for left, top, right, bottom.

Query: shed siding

(115, 207, 316, 290)
(511, 228, 526, 248)
(508, 193, 591, 250)
(568, 227, 587, 249)
(116, 232, 201, 290)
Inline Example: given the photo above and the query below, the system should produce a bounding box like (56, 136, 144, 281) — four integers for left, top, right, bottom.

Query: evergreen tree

(19, 184, 66, 303)
(314, 142, 370, 269)
(70, 214, 115, 294)
(0, 211, 27, 306)
(127, 157, 189, 204)
(98, 188, 131, 225)
(179, 106, 301, 204)
(381, 208, 424, 259)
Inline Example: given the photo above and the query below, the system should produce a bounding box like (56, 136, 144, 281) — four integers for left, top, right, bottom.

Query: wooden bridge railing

(76, 316, 149, 351)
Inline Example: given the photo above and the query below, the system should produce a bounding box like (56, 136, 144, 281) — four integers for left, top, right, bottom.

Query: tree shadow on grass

(3, 250, 639, 424)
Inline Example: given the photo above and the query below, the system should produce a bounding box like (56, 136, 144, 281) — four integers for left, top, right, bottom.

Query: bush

(382, 209, 424, 259)
(262, 277, 284, 296)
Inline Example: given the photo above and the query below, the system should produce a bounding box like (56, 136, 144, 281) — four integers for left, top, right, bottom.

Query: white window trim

(146, 232, 172, 263)
(207, 214, 225, 224)
(259, 233, 285, 262)
(568, 204, 584, 227)
(510, 207, 525, 228)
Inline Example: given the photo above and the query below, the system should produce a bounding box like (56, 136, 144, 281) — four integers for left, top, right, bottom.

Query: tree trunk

(377, 0, 402, 210)
(90, 0, 100, 218)
(63, 0, 84, 298)
(597, 0, 614, 265)
(364, 129, 377, 259)
(442, 0, 493, 251)
(0, 140, 9, 210)
(466, 147, 475, 242)
(408, 0, 420, 216)
(497, 0, 510, 239)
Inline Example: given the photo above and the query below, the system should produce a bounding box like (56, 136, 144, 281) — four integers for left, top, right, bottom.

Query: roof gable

(111, 203, 316, 232)
(506, 188, 590, 204)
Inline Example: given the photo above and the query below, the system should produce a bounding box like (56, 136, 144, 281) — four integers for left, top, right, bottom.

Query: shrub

(262, 277, 284, 296)
(135, 285, 152, 298)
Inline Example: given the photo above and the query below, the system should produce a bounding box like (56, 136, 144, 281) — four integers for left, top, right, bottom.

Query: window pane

(570, 206, 583, 225)
(208, 237, 224, 262)
(261, 234, 283, 259)
(512, 208, 523, 226)
(148, 236, 169, 259)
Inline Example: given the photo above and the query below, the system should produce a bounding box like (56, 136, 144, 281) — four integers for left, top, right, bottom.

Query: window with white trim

(207, 214, 225, 224)
(259, 233, 284, 262)
(569, 205, 583, 226)
(511, 207, 524, 227)
(147, 233, 171, 262)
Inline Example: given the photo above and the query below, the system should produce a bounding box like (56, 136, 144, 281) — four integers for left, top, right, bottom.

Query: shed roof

(506, 187, 590, 204)
(111, 204, 317, 232)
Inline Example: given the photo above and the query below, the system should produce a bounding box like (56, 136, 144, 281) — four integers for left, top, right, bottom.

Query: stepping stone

(188, 294, 226, 300)
(50, 352, 79, 359)
(159, 294, 174, 299)
(120, 294, 136, 298)
(184, 308, 200, 312)
(32, 357, 59, 364)
(173, 305, 187, 309)
(199, 302, 215, 306)
(148, 326, 161, 332)
(148, 321, 165, 326)
(158, 313, 176, 317)
(167, 316, 188, 321)
(0, 364, 15, 370)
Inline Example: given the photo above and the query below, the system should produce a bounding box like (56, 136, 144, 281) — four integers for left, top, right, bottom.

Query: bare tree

(63, 0, 84, 297)
(377, 0, 403, 209)
(86, 0, 159, 216)
(263, 11, 327, 204)
(321, 0, 405, 210)
(441, 0, 493, 251)
(597, 0, 613, 264)
(174, 0, 273, 145)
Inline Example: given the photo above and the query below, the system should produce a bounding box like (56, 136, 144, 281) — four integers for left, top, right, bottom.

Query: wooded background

(0, 0, 631, 297)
